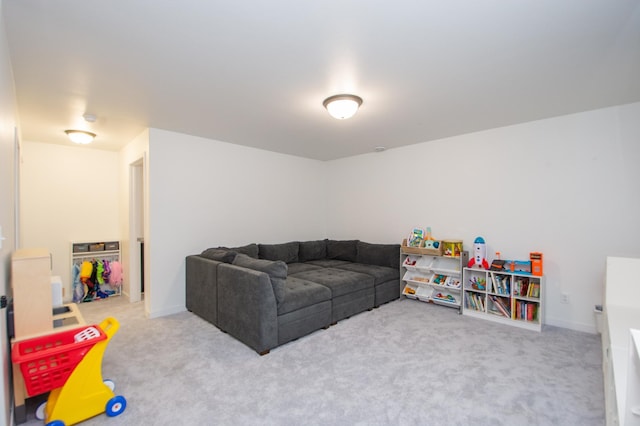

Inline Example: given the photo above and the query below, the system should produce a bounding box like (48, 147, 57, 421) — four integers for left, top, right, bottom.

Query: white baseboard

(146, 304, 186, 319)
(545, 316, 598, 334)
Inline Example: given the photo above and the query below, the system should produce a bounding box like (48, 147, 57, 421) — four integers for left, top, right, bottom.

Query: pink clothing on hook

(110, 261, 123, 285)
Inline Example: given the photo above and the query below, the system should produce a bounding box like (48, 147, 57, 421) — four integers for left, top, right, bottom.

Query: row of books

(515, 301, 538, 321)
(489, 295, 511, 318)
(489, 273, 510, 295)
(465, 291, 485, 312)
(466, 292, 540, 322)
(513, 279, 540, 298)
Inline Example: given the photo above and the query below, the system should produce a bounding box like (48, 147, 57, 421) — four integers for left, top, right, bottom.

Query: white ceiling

(4, 0, 640, 161)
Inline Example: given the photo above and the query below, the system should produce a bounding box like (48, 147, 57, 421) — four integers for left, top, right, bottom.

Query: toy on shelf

(433, 293, 456, 303)
(530, 252, 544, 276)
(443, 240, 463, 257)
(490, 251, 506, 271)
(403, 257, 417, 267)
(423, 227, 442, 251)
(402, 227, 444, 255)
(468, 276, 486, 290)
(503, 260, 532, 274)
(467, 236, 489, 269)
(424, 240, 440, 250)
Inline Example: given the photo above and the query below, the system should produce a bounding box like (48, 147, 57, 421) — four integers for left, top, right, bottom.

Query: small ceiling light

(323, 94, 363, 120)
(65, 130, 96, 144)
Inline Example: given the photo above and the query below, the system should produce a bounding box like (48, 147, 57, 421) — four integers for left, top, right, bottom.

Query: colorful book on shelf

(467, 292, 483, 311)
(528, 283, 540, 298)
(491, 296, 511, 317)
(514, 278, 530, 297)
(526, 303, 536, 321)
(466, 293, 475, 310)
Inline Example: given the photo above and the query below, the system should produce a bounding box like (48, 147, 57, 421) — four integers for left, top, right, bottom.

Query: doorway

(129, 158, 145, 304)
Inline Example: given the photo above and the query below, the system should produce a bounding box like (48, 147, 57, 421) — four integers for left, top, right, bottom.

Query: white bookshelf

(462, 267, 544, 332)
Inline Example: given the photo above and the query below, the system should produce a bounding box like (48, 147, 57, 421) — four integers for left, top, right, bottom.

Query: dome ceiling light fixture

(65, 129, 96, 145)
(323, 94, 363, 120)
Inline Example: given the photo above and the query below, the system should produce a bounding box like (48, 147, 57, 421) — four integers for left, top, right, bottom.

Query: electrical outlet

(561, 292, 570, 304)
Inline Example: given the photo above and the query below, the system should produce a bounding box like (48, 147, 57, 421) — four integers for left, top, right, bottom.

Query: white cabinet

(400, 247, 469, 311)
(11, 248, 53, 339)
(626, 329, 640, 425)
(462, 267, 543, 331)
(603, 256, 640, 425)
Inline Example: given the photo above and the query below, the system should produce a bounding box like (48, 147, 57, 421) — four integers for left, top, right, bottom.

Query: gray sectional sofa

(186, 239, 400, 355)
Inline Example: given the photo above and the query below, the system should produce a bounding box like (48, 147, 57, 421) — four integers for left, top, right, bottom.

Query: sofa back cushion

(200, 248, 237, 263)
(326, 239, 358, 262)
(232, 254, 287, 305)
(356, 241, 400, 269)
(259, 242, 299, 264)
(230, 243, 259, 259)
(298, 240, 327, 262)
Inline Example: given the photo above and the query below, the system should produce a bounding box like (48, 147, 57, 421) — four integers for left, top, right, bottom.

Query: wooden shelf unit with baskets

(400, 239, 469, 312)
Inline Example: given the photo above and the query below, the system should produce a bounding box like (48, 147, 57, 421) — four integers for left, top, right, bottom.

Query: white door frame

(128, 157, 145, 303)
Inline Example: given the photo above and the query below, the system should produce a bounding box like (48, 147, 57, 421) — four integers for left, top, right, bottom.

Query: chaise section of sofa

(185, 239, 400, 354)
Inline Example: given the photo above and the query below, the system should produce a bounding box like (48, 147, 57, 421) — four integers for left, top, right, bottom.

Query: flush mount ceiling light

(65, 129, 96, 144)
(323, 94, 363, 120)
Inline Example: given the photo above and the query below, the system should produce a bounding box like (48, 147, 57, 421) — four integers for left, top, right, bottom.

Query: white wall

(326, 102, 640, 332)
(0, 3, 18, 422)
(118, 129, 149, 310)
(146, 129, 327, 318)
(15, 103, 640, 333)
(20, 141, 120, 299)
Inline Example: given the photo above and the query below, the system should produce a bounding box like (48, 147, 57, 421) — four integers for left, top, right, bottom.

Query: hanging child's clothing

(72, 262, 84, 303)
(80, 260, 94, 297)
(110, 261, 123, 286)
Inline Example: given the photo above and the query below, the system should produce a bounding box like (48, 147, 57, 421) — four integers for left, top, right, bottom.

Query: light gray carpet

(21, 296, 604, 426)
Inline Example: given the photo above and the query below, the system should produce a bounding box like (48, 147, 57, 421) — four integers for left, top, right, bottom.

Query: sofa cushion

(231, 243, 259, 259)
(200, 248, 237, 263)
(326, 239, 358, 262)
(334, 263, 400, 285)
(233, 254, 287, 305)
(291, 267, 374, 298)
(277, 276, 332, 316)
(356, 241, 400, 269)
(259, 242, 299, 264)
(304, 259, 350, 268)
(287, 262, 323, 275)
(298, 240, 327, 262)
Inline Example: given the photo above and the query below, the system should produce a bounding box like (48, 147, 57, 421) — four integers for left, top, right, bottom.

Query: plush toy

(467, 236, 489, 269)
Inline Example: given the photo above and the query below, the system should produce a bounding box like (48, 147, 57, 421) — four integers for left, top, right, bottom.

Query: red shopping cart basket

(12, 325, 107, 396)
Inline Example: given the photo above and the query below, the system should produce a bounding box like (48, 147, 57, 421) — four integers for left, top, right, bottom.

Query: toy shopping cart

(12, 317, 127, 426)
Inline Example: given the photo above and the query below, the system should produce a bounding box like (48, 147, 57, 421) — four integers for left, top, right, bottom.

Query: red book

(527, 303, 535, 321)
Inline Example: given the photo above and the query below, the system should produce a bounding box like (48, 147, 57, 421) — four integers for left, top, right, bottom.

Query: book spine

(491, 296, 510, 317)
